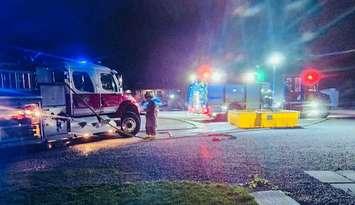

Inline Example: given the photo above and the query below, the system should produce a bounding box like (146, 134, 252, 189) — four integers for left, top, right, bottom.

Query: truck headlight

(272, 101, 282, 109)
(221, 105, 228, 112)
(169, 94, 175, 99)
(306, 100, 326, 117)
(309, 101, 320, 108)
(307, 109, 320, 117)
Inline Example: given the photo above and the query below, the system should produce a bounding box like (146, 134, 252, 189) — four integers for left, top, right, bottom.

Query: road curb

(251, 190, 300, 205)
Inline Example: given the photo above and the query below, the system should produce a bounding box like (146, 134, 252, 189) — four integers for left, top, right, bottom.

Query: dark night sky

(1, 0, 355, 88)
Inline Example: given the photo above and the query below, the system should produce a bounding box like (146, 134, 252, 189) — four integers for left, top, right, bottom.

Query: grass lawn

(0, 168, 256, 205)
(1, 169, 257, 205)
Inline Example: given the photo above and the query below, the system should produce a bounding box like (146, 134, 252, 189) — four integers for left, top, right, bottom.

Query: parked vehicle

(187, 81, 270, 119)
(187, 81, 208, 114)
(284, 75, 330, 118)
(0, 61, 141, 147)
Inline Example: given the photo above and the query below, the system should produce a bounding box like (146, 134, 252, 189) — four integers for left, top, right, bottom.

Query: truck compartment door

(40, 85, 69, 139)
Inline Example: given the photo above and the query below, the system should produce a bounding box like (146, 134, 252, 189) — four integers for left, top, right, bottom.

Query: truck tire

(120, 112, 141, 136)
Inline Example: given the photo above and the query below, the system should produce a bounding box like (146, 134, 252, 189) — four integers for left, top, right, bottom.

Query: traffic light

(255, 68, 266, 82)
(301, 68, 321, 86)
(196, 64, 212, 81)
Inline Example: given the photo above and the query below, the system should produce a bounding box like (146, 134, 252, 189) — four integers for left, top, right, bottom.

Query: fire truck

(187, 80, 271, 119)
(187, 81, 208, 114)
(284, 69, 330, 118)
(0, 61, 141, 147)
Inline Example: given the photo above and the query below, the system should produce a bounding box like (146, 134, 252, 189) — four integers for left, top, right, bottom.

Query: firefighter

(143, 91, 158, 139)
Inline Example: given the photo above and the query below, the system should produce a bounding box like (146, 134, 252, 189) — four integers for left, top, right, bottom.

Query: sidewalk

(138, 111, 238, 139)
(328, 109, 355, 118)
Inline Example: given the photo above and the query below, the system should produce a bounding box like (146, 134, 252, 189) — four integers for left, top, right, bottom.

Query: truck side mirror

(118, 75, 123, 86)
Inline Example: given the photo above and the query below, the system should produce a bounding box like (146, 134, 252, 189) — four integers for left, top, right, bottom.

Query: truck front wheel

(120, 112, 141, 136)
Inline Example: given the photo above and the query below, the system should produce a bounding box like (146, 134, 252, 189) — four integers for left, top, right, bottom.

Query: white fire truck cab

(0, 61, 141, 146)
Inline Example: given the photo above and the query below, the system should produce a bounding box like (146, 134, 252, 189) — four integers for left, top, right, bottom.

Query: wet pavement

(1, 112, 355, 205)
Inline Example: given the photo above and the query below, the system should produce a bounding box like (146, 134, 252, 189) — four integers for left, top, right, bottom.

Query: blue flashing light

(79, 60, 87, 64)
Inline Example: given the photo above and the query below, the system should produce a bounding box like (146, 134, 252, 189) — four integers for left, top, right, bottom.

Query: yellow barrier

(260, 111, 300, 128)
(228, 110, 300, 129)
(228, 111, 257, 128)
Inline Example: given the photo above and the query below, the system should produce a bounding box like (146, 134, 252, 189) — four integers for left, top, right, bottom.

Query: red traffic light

(301, 68, 322, 86)
(196, 64, 212, 81)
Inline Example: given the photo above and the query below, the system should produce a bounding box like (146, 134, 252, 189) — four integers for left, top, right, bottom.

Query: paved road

(1, 113, 355, 204)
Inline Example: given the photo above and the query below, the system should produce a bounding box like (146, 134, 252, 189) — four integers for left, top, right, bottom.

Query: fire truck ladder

(0, 69, 35, 90)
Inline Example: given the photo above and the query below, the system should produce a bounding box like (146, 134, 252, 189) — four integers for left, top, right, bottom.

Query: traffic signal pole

(272, 65, 276, 106)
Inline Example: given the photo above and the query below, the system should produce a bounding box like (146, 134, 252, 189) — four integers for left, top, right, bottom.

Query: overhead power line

(310, 48, 355, 58)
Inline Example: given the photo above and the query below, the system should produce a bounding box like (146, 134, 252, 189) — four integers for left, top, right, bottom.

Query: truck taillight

(202, 106, 208, 114)
(9, 105, 41, 121)
(188, 106, 196, 113)
(23, 104, 42, 120)
(11, 110, 26, 120)
(23, 104, 41, 138)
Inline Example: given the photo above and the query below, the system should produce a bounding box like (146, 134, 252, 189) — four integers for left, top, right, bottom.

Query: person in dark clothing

(144, 91, 158, 138)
